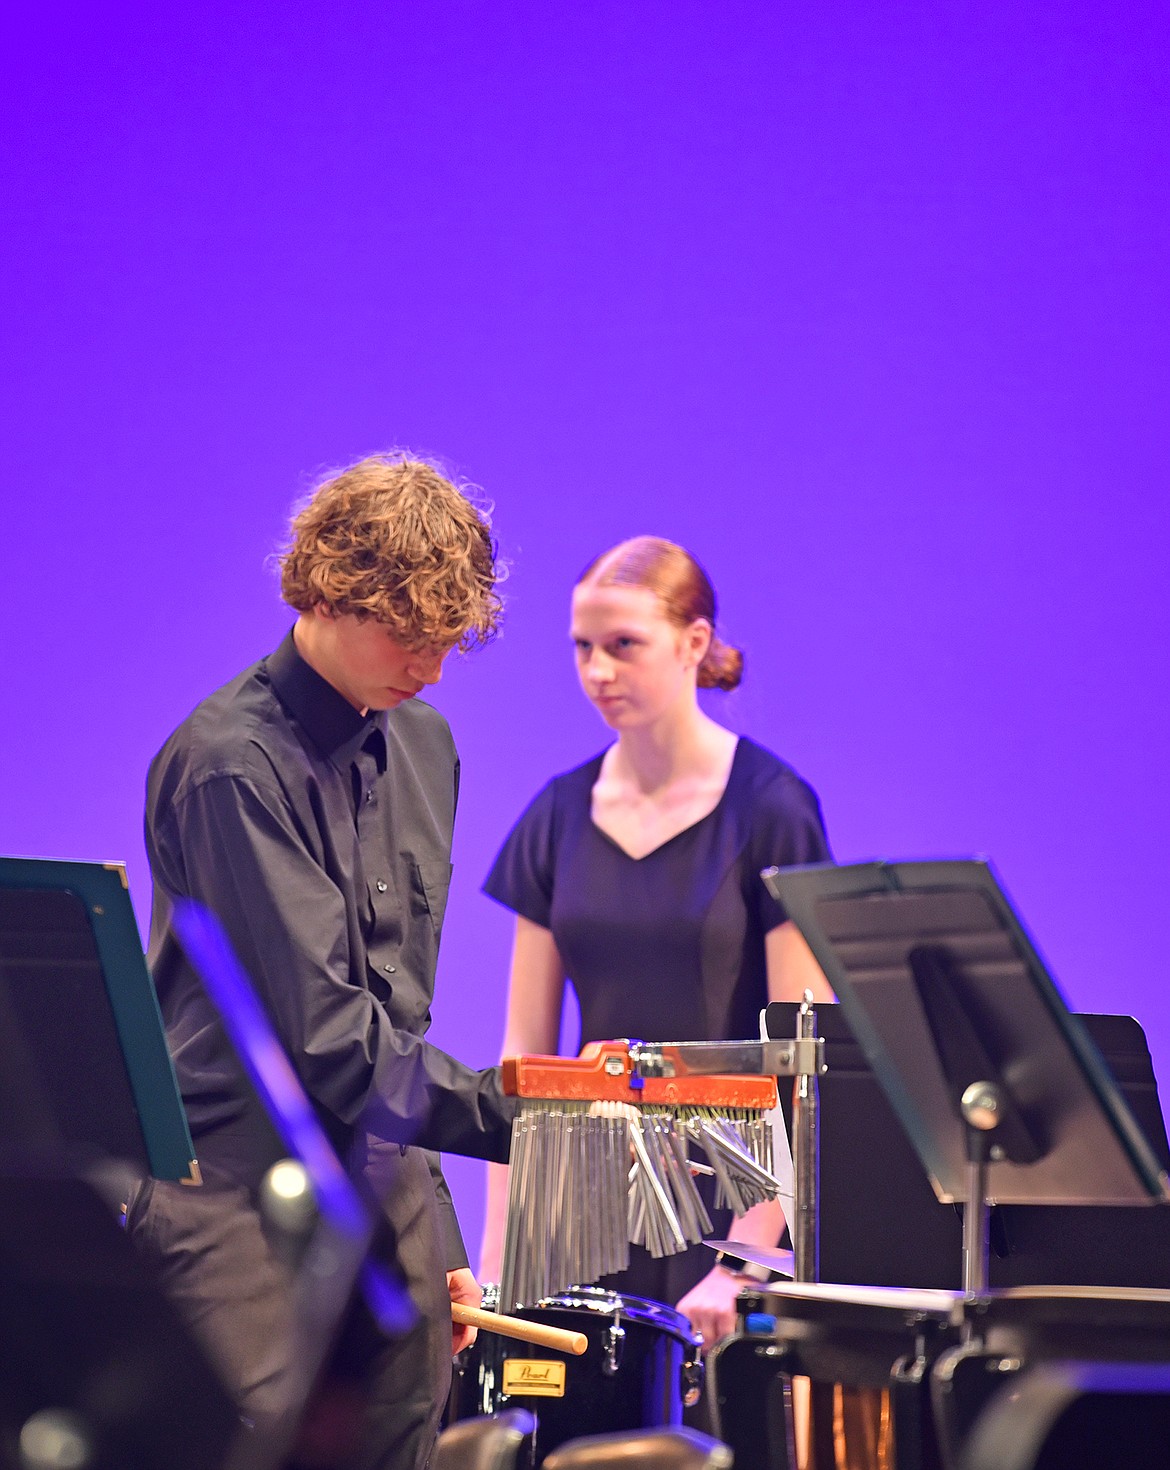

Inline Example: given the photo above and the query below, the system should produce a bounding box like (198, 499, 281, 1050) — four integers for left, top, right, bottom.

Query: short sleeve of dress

(747, 762, 833, 934)
(483, 780, 559, 930)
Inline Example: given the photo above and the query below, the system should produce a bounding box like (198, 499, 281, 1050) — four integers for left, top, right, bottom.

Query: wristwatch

(713, 1249, 773, 1285)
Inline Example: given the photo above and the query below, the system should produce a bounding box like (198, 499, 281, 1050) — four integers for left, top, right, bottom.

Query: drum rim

(523, 1285, 700, 1345)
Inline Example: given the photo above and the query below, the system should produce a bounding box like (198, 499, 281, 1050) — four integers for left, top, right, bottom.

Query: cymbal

(704, 1239, 795, 1278)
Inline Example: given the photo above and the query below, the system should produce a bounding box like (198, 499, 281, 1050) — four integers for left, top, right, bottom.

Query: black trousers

(128, 1140, 451, 1470)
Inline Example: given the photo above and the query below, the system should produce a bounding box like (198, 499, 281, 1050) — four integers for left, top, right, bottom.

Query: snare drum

(448, 1286, 703, 1465)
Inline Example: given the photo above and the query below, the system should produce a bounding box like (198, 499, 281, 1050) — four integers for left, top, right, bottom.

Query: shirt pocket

(412, 860, 453, 936)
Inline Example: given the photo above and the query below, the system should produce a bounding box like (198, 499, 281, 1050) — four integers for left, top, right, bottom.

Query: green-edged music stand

(0, 856, 197, 1183)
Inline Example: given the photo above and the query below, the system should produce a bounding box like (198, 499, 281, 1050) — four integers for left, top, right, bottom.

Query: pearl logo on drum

(501, 1360, 567, 1397)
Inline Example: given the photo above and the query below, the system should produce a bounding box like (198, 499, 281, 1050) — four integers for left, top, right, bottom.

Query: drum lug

(681, 1355, 705, 1408)
(604, 1319, 625, 1376)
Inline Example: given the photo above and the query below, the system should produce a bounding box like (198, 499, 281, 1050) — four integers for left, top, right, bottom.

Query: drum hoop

(527, 1287, 700, 1346)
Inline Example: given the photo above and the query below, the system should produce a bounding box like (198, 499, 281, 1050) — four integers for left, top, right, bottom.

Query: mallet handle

(451, 1302, 588, 1355)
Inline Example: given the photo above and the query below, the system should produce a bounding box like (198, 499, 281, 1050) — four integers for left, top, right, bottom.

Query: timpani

(711, 1281, 963, 1470)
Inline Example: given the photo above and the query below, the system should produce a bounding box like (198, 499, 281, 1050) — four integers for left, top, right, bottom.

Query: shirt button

(365, 791, 375, 804)
(376, 880, 388, 893)
(384, 964, 396, 974)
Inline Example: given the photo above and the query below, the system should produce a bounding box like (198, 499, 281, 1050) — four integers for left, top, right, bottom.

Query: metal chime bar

(497, 1026, 824, 1312)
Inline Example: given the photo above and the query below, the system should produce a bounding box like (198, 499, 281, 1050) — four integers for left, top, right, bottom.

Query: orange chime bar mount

(502, 1039, 780, 1111)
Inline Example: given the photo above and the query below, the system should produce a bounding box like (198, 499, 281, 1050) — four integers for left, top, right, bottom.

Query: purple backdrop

(3, 3, 1168, 1253)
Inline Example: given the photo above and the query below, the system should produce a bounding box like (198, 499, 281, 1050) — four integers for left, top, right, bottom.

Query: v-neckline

(588, 738, 744, 863)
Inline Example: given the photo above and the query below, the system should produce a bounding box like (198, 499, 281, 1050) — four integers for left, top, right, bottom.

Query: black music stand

(0, 1171, 238, 1470)
(766, 1004, 1170, 1291)
(0, 859, 235, 1469)
(763, 860, 1170, 1294)
(0, 856, 197, 1182)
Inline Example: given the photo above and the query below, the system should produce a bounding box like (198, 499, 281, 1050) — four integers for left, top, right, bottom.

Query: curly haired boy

(130, 453, 514, 1470)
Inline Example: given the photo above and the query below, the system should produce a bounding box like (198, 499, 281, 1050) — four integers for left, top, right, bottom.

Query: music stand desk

(0, 856, 196, 1182)
(766, 1003, 1170, 1291)
(766, 860, 1168, 1205)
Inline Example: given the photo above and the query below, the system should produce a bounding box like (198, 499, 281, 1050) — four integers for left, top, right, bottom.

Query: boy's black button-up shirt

(145, 630, 513, 1264)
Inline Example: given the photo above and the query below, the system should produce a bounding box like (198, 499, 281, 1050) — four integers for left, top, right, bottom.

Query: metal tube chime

(497, 1039, 805, 1312)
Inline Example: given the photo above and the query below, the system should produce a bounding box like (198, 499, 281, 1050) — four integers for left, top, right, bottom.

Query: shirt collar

(265, 628, 387, 766)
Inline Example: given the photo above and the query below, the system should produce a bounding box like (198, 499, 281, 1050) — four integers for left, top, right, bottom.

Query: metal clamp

(627, 1038, 824, 1080)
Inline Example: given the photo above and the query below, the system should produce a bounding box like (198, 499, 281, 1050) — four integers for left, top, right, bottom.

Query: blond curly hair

(279, 453, 503, 650)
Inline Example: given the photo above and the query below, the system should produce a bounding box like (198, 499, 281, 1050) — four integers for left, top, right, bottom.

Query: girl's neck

(609, 707, 734, 794)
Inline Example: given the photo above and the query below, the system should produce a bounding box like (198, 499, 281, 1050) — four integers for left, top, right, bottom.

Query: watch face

(717, 1252, 770, 1287)
(712, 1239, 794, 1279)
(715, 1250, 772, 1283)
